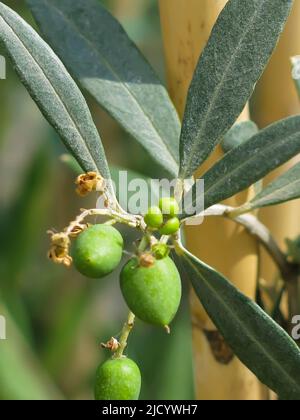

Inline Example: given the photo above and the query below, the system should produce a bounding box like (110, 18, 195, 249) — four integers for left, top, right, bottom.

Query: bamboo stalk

(251, 1, 300, 320)
(159, 0, 267, 400)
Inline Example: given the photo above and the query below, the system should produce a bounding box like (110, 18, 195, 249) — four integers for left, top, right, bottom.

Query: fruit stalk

(113, 311, 135, 359)
(64, 208, 141, 236)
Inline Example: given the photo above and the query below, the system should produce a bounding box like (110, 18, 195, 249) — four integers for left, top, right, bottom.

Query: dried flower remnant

(139, 253, 155, 268)
(69, 223, 89, 238)
(47, 231, 72, 267)
(101, 337, 120, 352)
(75, 172, 105, 197)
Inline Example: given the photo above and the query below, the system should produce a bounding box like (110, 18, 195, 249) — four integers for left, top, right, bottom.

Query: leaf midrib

(0, 8, 100, 172)
(40, 0, 179, 172)
(180, 1, 264, 177)
(182, 248, 300, 394)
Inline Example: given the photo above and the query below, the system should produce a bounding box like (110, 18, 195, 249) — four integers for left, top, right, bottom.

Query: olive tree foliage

(1, 0, 300, 400)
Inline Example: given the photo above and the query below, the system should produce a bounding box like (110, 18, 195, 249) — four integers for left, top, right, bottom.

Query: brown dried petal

(48, 232, 72, 267)
(69, 223, 89, 238)
(139, 253, 155, 268)
(101, 337, 120, 352)
(75, 172, 105, 197)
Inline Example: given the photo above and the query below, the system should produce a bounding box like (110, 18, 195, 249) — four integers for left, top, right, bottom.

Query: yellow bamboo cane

(159, 0, 268, 400)
(251, 1, 300, 292)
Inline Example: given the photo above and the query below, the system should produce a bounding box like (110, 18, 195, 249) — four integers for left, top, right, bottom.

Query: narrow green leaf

(221, 121, 258, 153)
(222, 121, 264, 199)
(27, 0, 180, 177)
(60, 153, 83, 176)
(0, 2, 111, 184)
(178, 244, 300, 400)
(246, 162, 300, 211)
(179, 0, 293, 178)
(182, 116, 300, 216)
(154, 306, 194, 400)
(0, 303, 63, 400)
(42, 285, 91, 376)
(0, 144, 51, 287)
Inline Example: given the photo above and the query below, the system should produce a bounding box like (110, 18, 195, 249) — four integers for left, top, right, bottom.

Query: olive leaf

(179, 0, 293, 178)
(60, 154, 83, 176)
(177, 243, 300, 400)
(0, 304, 63, 400)
(222, 121, 263, 195)
(26, 0, 180, 177)
(242, 162, 300, 212)
(221, 121, 258, 153)
(0, 144, 51, 287)
(0, 2, 113, 193)
(181, 116, 300, 217)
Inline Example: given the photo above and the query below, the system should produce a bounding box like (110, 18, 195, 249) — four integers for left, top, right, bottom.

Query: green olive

(120, 256, 181, 327)
(159, 197, 179, 217)
(95, 357, 141, 400)
(152, 243, 170, 260)
(159, 217, 180, 235)
(72, 224, 123, 278)
(144, 206, 163, 229)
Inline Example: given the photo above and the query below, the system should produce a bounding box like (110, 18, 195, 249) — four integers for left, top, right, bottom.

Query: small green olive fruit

(144, 206, 163, 229)
(120, 256, 181, 327)
(159, 217, 180, 235)
(95, 357, 141, 400)
(152, 243, 170, 260)
(72, 224, 123, 278)
(159, 197, 179, 217)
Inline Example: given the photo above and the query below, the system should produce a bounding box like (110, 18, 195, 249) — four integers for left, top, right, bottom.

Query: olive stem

(64, 208, 142, 238)
(160, 235, 171, 245)
(113, 311, 135, 359)
(137, 235, 150, 253)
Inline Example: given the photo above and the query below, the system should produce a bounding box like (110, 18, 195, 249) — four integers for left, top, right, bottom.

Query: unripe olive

(120, 257, 181, 327)
(159, 217, 180, 235)
(144, 206, 163, 229)
(159, 197, 179, 217)
(95, 357, 141, 400)
(152, 243, 170, 260)
(72, 224, 123, 278)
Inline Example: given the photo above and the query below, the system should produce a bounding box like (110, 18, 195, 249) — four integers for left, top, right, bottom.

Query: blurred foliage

(0, 0, 194, 400)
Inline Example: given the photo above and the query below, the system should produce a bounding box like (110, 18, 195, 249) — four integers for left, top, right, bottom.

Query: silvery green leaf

(179, 0, 293, 178)
(0, 2, 113, 194)
(182, 116, 300, 216)
(222, 121, 258, 153)
(27, 0, 180, 177)
(247, 162, 300, 210)
(178, 243, 300, 400)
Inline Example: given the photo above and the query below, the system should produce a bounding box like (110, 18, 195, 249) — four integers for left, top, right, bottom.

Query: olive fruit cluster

(144, 197, 180, 235)
(72, 222, 182, 329)
(70, 202, 182, 400)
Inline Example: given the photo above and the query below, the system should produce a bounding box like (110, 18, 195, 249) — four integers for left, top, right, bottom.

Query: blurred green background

(0, 0, 194, 400)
